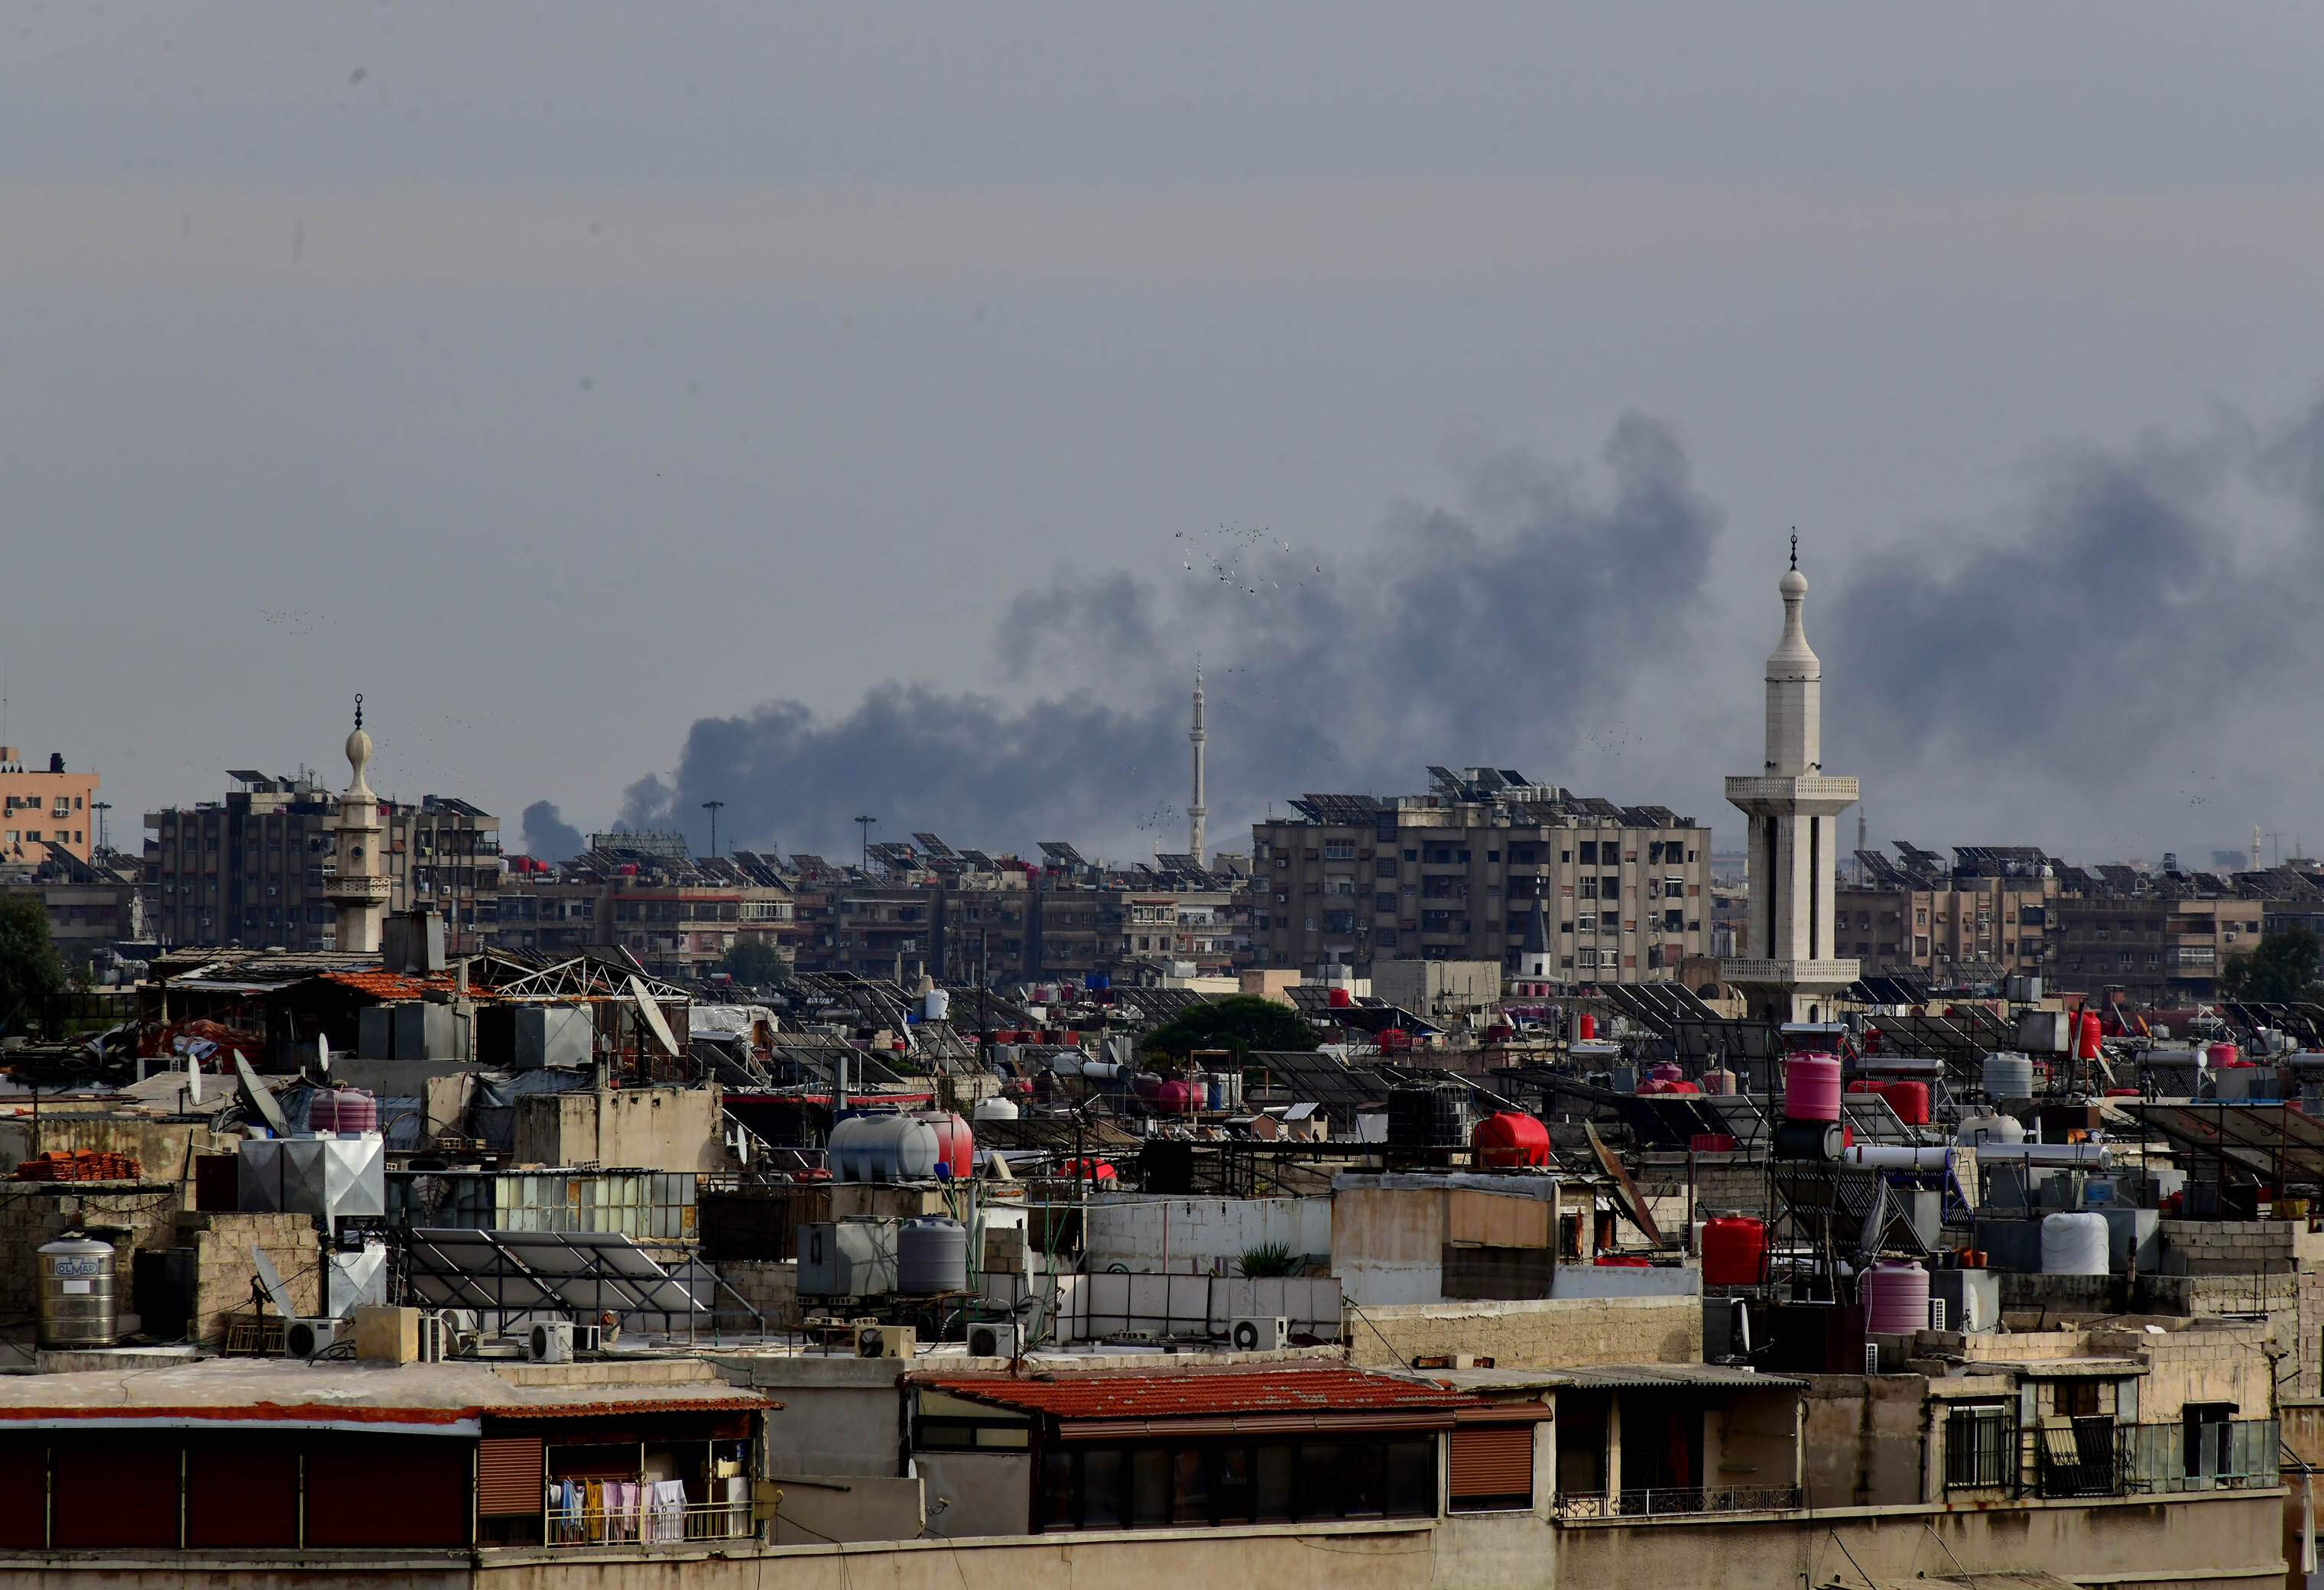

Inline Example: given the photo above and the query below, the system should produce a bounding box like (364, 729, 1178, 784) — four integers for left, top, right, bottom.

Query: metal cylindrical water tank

(917, 1112, 975, 1179)
(1472, 1111, 1550, 1169)
(1783, 1055, 1842, 1121)
(1982, 1053, 2034, 1098)
(1388, 1083, 1469, 1147)
(37, 1235, 118, 1349)
(2041, 1212, 2110, 1276)
(897, 1217, 970, 1294)
(1880, 1081, 1932, 1126)
(1700, 1216, 1767, 1286)
(1956, 1111, 2027, 1147)
(971, 1095, 1021, 1122)
(1772, 1119, 1845, 1161)
(308, 1086, 378, 1134)
(1863, 1261, 1931, 1334)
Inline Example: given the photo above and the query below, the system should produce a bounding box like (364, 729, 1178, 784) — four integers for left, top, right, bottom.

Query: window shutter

(478, 1436, 546, 1516)
(1448, 1426, 1533, 1505)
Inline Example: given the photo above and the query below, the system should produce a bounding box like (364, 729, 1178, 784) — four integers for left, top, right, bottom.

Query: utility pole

(701, 800, 725, 860)
(854, 814, 877, 874)
(91, 801, 112, 858)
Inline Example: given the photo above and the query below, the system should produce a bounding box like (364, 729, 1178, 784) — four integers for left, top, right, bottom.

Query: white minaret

(1187, 664, 1208, 864)
(1722, 539, 1858, 1024)
(326, 693, 390, 953)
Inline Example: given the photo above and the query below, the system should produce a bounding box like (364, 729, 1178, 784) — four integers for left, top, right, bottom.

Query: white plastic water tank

(828, 1115, 943, 1181)
(1956, 1112, 2027, 1147)
(923, 988, 951, 1022)
(2040, 1211, 2110, 1276)
(971, 1095, 1021, 1122)
(1982, 1052, 2035, 1098)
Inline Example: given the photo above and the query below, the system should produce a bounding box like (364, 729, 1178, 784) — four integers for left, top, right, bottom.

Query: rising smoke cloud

(519, 800, 585, 863)
(602, 411, 1725, 860)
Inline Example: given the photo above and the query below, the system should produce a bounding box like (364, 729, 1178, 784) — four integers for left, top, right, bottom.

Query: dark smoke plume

(520, 800, 584, 862)
(603, 412, 1723, 858)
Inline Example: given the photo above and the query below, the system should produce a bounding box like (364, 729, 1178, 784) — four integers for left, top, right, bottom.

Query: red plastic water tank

(2105, 1087, 2141, 1098)
(1154, 1081, 1195, 1113)
(1666, 1080, 1701, 1095)
(1328, 987, 1353, 1008)
(917, 1111, 975, 1178)
(1650, 1063, 1683, 1084)
(1783, 1055, 1842, 1121)
(1579, 1014, 1598, 1040)
(1701, 1216, 1767, 1286)
(1060, 1157, 1117, 1182)
(1592, 1254, 1650, 1267)
(1472, 1111, 1550, 1169)
(1845, 1079, 1881, 1095)
(1879, 1080, 1931, 1126)
(2079, 1011, 2104, 1061)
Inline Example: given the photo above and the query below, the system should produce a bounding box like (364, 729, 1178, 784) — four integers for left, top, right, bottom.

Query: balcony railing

(1553, 1485, 1800, 1520)
(544, 1500, 755, 1547)
(2019, 1418, 2279, 1499)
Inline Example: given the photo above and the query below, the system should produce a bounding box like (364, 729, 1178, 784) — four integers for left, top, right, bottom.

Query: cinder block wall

(0, 1185, 181, 1325)
(177, 1210, 322, 1344)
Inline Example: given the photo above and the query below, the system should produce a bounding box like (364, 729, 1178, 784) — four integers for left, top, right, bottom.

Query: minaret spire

(1187, 662, 1208, 864)
(327, 691, 389, 952)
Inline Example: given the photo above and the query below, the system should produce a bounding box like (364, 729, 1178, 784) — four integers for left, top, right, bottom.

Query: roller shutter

(304, 1439, 472, 1547)
(1448, 1426, 1533, 1511)
(186, 1442, 299, 1548)
(479, 1436, 546, 1516)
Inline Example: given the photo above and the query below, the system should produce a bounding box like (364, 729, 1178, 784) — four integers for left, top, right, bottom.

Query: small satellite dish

(232, 1051, 291, 1137)
(185, 1053, 204, 1105)
(251, 1248, 295, 1317)
(626, 975, 680, 1057)
(316, 1034, 331, 1077)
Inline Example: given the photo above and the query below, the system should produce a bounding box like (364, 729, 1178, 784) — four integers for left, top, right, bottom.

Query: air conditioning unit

(1229, 1316, 1290, 1352)
(967, 1322, 1020, 1358)
(284, 1317, 349, 1358)
(415, 1313, 446, 1364)
(528, 1321, 575, 1364)
(857, 1325, 917, 1360)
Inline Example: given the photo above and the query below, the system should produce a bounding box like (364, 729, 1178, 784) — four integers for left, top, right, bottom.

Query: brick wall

(2158, 1219, 2297, 1276)
(1345, 1293, 1700, 1370)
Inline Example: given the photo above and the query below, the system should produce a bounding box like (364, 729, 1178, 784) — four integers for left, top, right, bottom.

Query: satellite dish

(233, 1051, 291, 1137)
(626, 975, 680, 1057)
(316, 1034, 331, 1077)
(251, 1248, 295, 1316)
(184, 1053, 203, 1105)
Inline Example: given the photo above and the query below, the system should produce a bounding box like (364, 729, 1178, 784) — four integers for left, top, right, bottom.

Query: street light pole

(854, 814, 877, 874)
(701, 800, 725, 859)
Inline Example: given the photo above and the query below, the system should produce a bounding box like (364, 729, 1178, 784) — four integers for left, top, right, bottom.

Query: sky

(6, 4, 2324, 868)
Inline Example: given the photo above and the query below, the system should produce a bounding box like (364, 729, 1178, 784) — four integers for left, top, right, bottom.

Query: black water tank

(1388, 1082, 1469, 1148)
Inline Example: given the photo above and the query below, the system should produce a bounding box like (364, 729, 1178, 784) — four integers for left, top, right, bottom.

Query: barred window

(1945, 1404, 2011, 1490)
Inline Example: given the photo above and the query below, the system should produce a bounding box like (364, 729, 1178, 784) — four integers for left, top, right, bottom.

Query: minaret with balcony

(326, 695, 390, 952)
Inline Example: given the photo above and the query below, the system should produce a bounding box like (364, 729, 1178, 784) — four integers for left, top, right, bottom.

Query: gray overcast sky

(7, 4, 2324, 865)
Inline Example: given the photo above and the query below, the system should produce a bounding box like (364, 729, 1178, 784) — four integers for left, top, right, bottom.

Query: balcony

(2019, 1418, 2278, 1499)
(1554, 1485, 1800, 1520)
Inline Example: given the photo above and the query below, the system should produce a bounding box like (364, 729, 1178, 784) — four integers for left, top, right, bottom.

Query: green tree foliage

(0, 897, 65, 1034)
(719, 937, 785, 988)
(2220, 926, 2323, 1003)
(1142, 994, 1320, 1060)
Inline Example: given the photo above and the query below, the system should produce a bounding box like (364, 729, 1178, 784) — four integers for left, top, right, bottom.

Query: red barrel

(1702, 1215, 1768, 1286)
(1783, 1055, 1842, 1121)
(1472, 1111, 1550, 1169)
(1880, 1080, 1931, 1125)
(1328, 987, 1353, 1008)
(2078, 1011, 2103, 1060)
(1579, 1014, 1598, 1040)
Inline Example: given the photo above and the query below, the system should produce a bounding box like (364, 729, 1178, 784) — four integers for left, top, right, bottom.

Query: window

(1577, 842, 1597, 864)
(2183, 1403, 2235, 1478)
(1375, 858, 1399, 879)
(1945, 1405, 2011, 1490)
(1448, 1426, 1532, 1511)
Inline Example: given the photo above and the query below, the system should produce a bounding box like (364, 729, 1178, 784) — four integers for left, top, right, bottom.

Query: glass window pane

(1214, 1446, 1253, 1523)
(1171, 1447, 1211, 1524)
(1082, 1449, 1124, 1529)
(1039, 1449, 1076, 1530)
(1131, 1448, 1171, 1527)
(1255, 1446, 1294, 1522)
(1386, 1439, 1436, 1517)
(1296, 1442, 1342, 1521)
(1343, 1442, 1386, 1517)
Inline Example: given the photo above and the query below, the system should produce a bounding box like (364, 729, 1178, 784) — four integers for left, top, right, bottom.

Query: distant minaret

(1519, 886, 1553, 979)
(327, 693, 389, 952)
(1187, 664, 1208, 863)
(2254, 825, 2264, 873)
(1723, 537, 1859, 1023)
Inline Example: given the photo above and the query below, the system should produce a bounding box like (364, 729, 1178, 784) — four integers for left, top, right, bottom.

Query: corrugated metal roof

(918, 1365, 1478, 1420)
(1440, 1364, 1806, 1392)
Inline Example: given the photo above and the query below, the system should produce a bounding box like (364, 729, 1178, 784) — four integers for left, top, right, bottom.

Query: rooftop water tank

(2041, 1211, 2109, 1276)
(897, 1217, 970, 1295)
(1879, 1080, 1932, 1126)
(308, 1086, 378, 1134)
(1472, 1111, 1550, 1169)
(829, 1115, 942, 1182)
(1863, 1260, 1931, 1335)
(1388, 1083, 1470, 1148)
(970, 1096, 1021, 1122)
(916, 1111, 975, 1179)
(1701, 1067, 1740, 1095)
(1982, 1052, 2034, 1099)
(1700, 1215, 1767, 1287)
(1783, 1055, 1842, 1122)
(1956, 1111, 2027, 1147)
(37, 1235, 118, 1349)
(923, 988, 951, 1023)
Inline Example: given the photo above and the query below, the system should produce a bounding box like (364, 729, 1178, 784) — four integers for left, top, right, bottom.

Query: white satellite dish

(626, 975, 680, 1057)
(316, 1034, 331, 1076)
(251, 1248, 295, 1317)
(233, 1051, 292, 1137)
(185, 1053, 203, 1105)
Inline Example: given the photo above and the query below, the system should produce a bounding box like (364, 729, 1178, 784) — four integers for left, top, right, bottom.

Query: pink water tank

(2208, 1042, 2243, 1069)
(917, 1111, 975, 1178)
(1863, 1260, 1931, 1335)
(1783, 1055, 1842, 1122)
(309, 1087, 378, 1133)
(1649, 1063, 1683, 1084)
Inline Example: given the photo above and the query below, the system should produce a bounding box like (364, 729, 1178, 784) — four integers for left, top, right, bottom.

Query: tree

(0, 896, 65, 1036)
(1142, 995, 1320, 1061)
(2220, 926, 2322, 1003)
(719, 936, 785, 988)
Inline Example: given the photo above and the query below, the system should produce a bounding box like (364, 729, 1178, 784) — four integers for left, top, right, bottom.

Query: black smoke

(605, 411, 1725, 858)
(520, 800, 585, 862)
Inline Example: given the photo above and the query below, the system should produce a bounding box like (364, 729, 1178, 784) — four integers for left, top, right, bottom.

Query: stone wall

(1345, 1293, 1699, 1370)
(0, 1183, 182, 1329)
(512, 1085, 725, 1173)
(2159, 1218, 2298, 1276)
(719, 1260, 800, 1328)
(177, 1210, 322, 1345)
(1800, 1374, 1928, 1507)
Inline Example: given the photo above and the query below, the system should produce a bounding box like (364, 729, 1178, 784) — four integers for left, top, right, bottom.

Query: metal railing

(546, 1501, 756, 1547)
(1553, 1485, 1800, 1520)
(2019, 1419, 2280, 1499)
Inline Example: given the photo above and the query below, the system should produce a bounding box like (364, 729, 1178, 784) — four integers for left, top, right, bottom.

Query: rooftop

(916, 1363, 1478, 1420)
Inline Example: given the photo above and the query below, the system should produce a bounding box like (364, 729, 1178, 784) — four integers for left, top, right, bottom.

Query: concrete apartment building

(0, 749, 99, 865)
(501, 840, 797, 982)
(2052, 893, 2264, 1004)
(0, 848, 141, 966)
(1251, 767, 1712, 980)
(1837, 843, 2069, 983)
(144, 772, 501, 952)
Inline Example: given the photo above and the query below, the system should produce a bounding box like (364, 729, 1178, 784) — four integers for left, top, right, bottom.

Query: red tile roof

(917, 1365, 1473, 1422)
(320, 969, 460, 1000)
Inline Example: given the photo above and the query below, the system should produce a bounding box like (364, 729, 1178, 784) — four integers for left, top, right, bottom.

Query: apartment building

(143, 773, 501, 952)
(0, 848, 141, 965)
(0, 749, 99, 865)
(1250, 767, 1712, 981)
(2051, 894, 2264, 1004)
(1837, 844, 2069, 983)
(497, 843, 797, 981)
